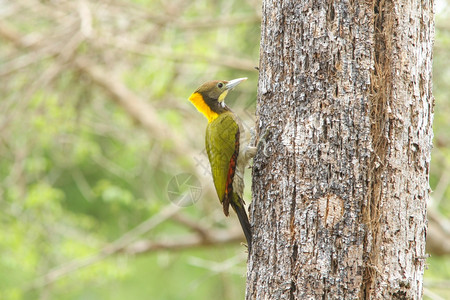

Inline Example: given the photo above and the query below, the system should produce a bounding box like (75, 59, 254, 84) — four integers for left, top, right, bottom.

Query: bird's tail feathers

(231, 193, 252, 250)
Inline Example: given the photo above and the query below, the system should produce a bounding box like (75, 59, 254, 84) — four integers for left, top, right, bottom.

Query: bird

(188, 77, 256, 249)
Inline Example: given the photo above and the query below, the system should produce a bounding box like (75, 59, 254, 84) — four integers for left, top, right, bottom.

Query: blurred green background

(0, 0, 449, 299)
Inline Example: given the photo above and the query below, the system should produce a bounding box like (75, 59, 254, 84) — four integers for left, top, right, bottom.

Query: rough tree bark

(248, 1, 434, 299)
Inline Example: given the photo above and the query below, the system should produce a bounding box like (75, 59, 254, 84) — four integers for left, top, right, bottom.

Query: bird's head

(189, 77, 247, 122)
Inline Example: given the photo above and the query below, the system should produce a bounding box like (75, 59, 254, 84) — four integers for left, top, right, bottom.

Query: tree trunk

(248, 1, 434, 299)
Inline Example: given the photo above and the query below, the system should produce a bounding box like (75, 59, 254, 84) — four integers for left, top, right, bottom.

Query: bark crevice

(362, 0, 393, 298)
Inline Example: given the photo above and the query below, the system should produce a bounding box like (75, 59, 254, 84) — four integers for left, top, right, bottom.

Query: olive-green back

(205, 112, 239, 203)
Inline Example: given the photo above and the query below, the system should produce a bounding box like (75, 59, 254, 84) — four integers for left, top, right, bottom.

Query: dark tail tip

(231, 199, 252, 251)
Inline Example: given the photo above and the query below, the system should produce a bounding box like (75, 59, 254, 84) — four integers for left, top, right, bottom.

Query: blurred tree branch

(26, 205, 244, 291)
(95, 35, 257, 71)
(122, 229, 244, 255)
(427, 208, 450, 256)
(26, 205, 181, 290)
(0, 19, 209, 180)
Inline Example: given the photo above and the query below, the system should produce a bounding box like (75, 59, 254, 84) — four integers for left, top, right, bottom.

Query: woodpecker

(189, 78, 256, 249)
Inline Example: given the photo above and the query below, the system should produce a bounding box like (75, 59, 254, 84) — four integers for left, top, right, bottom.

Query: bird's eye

(217, 82, 224, 88)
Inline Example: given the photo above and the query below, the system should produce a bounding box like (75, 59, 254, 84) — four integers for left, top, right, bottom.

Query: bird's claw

(257, 124, 276, 157)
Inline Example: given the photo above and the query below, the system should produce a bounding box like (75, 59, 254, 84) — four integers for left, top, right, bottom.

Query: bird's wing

(205, 112, 239, 215)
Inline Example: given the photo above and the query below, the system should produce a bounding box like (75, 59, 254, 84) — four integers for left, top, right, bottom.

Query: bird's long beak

(226, 77, 247, 90)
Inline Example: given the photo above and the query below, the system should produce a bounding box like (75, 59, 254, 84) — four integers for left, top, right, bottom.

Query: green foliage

(84, 248, 247, 300)
(0, 0, 259, 299)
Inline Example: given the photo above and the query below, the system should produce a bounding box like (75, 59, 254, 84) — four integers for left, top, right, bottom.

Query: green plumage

(205, 112, 238, 205)
(205, 111, 252, 249)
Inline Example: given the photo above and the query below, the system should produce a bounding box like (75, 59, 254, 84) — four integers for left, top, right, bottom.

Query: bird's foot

(257, 124, 276, 157)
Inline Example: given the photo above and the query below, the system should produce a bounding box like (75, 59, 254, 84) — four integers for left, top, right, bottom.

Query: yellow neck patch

(189, 92, 219, 123)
